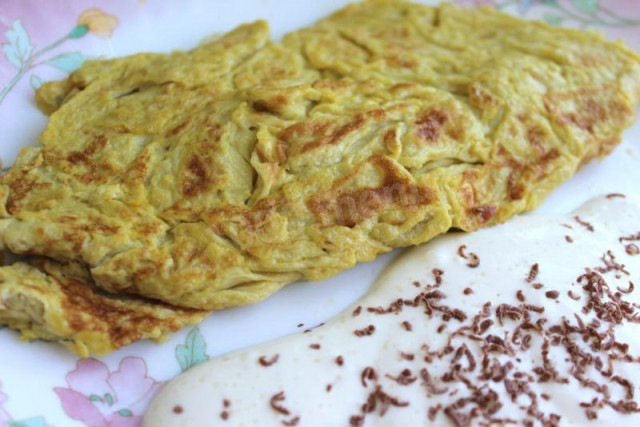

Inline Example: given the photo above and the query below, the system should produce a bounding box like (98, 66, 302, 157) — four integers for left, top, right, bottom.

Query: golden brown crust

(0, 257, 207, 356)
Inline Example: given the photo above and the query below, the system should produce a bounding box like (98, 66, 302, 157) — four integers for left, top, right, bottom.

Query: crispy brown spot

(415, 110, 448, 142)
(167, 120, 190, 136)
(468, 206, 497, 224)
(301, 116, 367, 153)
(508, 171, 525, 201)
(182, 155, 211, 197)
(308, 154, 437, 227)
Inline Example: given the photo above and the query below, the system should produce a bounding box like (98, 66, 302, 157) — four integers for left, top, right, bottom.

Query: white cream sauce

(144, 194, 640, 426)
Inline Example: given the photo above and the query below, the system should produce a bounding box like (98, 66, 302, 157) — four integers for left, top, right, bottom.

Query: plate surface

(0, 1, 639, 425)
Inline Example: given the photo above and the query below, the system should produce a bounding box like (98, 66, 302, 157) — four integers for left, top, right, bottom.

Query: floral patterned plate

(0, 1, 639, 426)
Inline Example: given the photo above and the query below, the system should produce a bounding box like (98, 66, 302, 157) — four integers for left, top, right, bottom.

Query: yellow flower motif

(77, 9, 119, 38)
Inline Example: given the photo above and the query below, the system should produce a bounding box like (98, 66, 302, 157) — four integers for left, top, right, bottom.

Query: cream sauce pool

(144, 194, 640, 426)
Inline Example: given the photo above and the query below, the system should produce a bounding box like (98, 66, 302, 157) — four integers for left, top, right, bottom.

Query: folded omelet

(1, 1, 639, 354)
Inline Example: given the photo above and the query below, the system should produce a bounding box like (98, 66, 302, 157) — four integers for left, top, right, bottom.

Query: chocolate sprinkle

(282, 416, 300, 426)
(458, 245, 480, 268)
(173, 405, 183, 414)
(626, 244, 639, 256)
(617, 282, 635, 294)
(309, 344, 321, 350)
(464, 287, 473, 295)
(270, 392, 291, 416)
(259, 354, 280, 367)
(355, 325, 376, 337)
(568, 290, 581, 301)
(361, 367, 378, 387)
(574, 215, 595, 232)
(336, 355, 344, 366)
(400, 352, 415, 361)
(545, 290, 559, 300)
(402, 321, 413, 331)
(526, 264, 539, 283)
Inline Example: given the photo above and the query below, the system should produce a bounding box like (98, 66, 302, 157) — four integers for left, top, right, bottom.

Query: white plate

(0, 1, 639, 425)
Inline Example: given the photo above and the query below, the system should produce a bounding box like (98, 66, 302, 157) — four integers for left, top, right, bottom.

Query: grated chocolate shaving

(354, 325, 376, 337)
(259, 354, 280, 367)
(574, 216, 595, 232)
(526, 264, 539, 283)
(361, 367, 378, 387)
(282, 416, 300, 426)
(270, 392, 290, 416)
(545, 290, 559, 300)
(626, 244, 639, 256)
(458, 245, 480, 268)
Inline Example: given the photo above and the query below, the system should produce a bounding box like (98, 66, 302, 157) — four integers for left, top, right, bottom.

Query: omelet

(1, 1, 639, 354)
(0, 257, 208, 356)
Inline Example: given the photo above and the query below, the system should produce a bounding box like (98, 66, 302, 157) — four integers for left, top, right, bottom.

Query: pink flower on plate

(55, 357, 164, 427)
(0, 381, 11, 425)
(454, 0, 496, 6)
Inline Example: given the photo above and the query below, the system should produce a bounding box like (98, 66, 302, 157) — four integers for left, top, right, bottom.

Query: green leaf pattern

(572, 0, 598, 14)
(29, 74, 43, 90)
(7, 418, 48, 427)
(2, 20, 32, 69)
(176, 327, 210, 372)
(46, 52, 87, 73)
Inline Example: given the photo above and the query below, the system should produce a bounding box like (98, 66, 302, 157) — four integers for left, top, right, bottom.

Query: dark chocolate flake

(361, 367, 378, 387)
(626, 244, 639, 256)
(526, 263, 539, 283)
(574, 215, 595, 232)
(545, 290, 560, 300)
(259, 354, 280, 367)
(282, 416, 300, 426)
(270, 392, 290, 416)
(354, 325, 376, 337)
